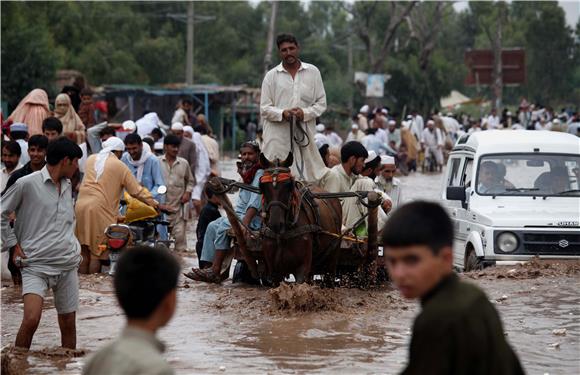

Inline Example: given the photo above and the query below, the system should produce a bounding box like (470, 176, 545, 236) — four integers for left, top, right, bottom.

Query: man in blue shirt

(121, 134, 165, 202)
(121, 134, 168, 240)
(185, 141, 263, 284)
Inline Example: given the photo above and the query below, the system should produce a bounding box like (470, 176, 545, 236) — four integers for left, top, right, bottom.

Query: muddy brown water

(2, 162, 579, 374)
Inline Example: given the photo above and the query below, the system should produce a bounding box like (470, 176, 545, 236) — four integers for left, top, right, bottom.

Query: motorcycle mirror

(157, 185, 167, 195)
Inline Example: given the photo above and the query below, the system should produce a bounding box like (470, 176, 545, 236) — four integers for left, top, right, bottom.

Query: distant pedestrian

(7, 88, 50, 136)
(158, 135, 194, 252)
(42, 117, 64, 142)
(9, 123, 29, 165)
(172, 99, 192, 126)
(54, 93, 86, 144)
(3, 135, 48, 193)
(1, 141, 22, 192)
(78, 88, 96, 128)
(195, 186, 222, 268)
(382, 202, 524, 375)
(83, 246, 179, 375)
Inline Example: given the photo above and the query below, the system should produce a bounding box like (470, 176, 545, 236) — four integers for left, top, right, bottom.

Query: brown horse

(259, 152, 342, 285)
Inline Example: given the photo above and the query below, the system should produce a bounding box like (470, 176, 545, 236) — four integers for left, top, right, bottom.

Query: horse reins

(290, 115, 310, 181)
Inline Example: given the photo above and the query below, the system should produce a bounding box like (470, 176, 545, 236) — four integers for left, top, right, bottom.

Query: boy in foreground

(382, 201, 524, 375)
(83, 247, 180, 375)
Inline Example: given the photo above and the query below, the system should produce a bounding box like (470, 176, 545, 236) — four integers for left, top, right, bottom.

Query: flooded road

(2, 160, 579, 374)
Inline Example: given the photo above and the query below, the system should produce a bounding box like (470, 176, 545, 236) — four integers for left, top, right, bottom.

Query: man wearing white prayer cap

(343, 149, 393, 236)
(9, 123, 30, 165)
(346, 122, 364, 142)
(314, 123, 330, 149)
(376, 154, 402, 209)
(75, 136, 158, 274)
(357, 105, 369, 131)
(122, 120, 137, 133)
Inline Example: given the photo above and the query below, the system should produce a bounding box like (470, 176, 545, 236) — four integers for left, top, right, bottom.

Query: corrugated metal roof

(99, 83, 249, 96)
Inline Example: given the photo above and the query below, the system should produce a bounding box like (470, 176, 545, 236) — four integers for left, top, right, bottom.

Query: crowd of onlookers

(298, 99, 580, 177)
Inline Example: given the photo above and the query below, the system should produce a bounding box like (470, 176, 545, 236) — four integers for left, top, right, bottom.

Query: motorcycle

(101, 186, 175, 275)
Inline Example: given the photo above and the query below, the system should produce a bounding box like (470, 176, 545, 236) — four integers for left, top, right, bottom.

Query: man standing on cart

(260, 33, 328, 183)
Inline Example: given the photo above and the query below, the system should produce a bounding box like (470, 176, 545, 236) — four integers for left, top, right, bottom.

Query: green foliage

(1, 1, 577, 115)
(1, 2, 62, 108)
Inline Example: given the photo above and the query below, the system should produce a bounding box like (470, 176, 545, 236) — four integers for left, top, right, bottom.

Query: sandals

(183, 268, 224, 284)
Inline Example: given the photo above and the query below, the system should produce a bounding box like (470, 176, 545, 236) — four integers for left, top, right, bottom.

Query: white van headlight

(497, 232, 519, 253)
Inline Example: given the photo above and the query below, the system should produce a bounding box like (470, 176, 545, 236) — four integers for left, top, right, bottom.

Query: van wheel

(464, 247, 483, 272)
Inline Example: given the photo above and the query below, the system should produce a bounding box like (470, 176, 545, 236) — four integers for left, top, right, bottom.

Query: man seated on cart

(184, 141, 263, 283)
(343, 151, 392, 237)
(321, 142, 391, 235)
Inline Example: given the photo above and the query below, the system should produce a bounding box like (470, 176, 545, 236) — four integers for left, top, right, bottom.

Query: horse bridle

(259, 166, 296, 219)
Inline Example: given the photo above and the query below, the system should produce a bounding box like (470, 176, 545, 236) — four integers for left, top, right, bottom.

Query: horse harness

(259, 167, 322, 242)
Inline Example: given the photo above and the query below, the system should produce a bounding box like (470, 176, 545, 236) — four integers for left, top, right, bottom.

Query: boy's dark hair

(10, 131, 27, 140)
(80, 87, 93, 97)
(114, 246, 180, 319)
(142, 136, 155, 149)
(364, 155, 381, 171)
(99, 126, 117, 138)
(2, 141, 21, 157)
(150, 128, 164, 138)
(382, 201, 453, 254)
(182, 99, 193, 106)
(28, 135, 49, 150)
(276, 33, 298, 48)
(340, 141, 368, 163)
(319, 143, 330, 160)
(193, 125, 207, 135)
(124, 133, 142, 145)
(46, 137, 83, 165)
(204, 183, 214, 199)
(163, 134, 181, 146)
(42, 117, 63, 134)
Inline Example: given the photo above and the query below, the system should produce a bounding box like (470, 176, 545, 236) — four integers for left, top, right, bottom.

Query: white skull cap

(380, 155, 395, 165)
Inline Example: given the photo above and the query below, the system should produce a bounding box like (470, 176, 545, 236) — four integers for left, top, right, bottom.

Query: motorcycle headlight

(497, 232, 519, 253)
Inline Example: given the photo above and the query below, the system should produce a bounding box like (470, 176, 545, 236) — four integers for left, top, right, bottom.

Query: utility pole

(347, 35, 354, 115)
(186, 1, 194, 85)
(263, 1, 278, 75)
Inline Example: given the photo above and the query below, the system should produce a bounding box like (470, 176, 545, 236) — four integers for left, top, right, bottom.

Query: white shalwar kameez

(260, 62, 328, 182)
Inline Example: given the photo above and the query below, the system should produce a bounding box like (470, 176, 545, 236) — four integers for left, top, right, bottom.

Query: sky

(248, 1, 579, 29)
(453, 1, 579, 28)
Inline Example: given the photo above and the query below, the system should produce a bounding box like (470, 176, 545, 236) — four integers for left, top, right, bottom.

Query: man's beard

(241, 160, 256, 173)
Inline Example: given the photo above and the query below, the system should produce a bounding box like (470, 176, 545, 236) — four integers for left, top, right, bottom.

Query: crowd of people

(0, 31, 567, 374)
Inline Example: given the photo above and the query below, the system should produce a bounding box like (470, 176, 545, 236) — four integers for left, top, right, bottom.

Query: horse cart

(206, 154, 387, 287)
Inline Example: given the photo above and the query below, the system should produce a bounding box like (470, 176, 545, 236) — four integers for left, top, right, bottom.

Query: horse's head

(259, 152, 295, 234)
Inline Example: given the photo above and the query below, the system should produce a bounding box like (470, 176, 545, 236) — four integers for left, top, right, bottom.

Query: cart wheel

(232, 260, 261, 285)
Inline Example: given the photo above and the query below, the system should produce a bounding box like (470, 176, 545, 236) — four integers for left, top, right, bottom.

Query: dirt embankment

(465, 258, 580, 280)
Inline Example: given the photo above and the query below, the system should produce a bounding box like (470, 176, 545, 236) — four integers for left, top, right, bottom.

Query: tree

(470, 1, 509, 110)
(349, 1, 417, 73)
(1, 2, 62, 109)
(523, 3, 575, 104)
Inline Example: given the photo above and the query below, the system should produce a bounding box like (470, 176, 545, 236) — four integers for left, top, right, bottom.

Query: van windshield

(476, 154, 580, 196)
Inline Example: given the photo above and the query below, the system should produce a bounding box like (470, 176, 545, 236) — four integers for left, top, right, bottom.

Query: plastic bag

(124, 191, 157, 223)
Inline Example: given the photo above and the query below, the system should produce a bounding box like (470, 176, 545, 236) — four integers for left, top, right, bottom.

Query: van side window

(448, 158, 463, 186)
(461, 159, 473, 187)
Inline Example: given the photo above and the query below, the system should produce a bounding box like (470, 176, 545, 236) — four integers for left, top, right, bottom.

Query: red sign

(464, 49, 526, 86)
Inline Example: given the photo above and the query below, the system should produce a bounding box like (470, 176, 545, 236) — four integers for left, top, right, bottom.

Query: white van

(441, 130, 580, 271)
